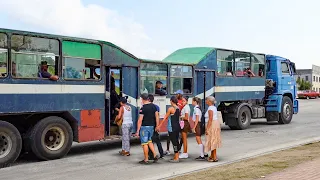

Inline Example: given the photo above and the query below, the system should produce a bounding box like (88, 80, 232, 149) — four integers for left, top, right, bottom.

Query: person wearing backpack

(192, 97, 208, 160)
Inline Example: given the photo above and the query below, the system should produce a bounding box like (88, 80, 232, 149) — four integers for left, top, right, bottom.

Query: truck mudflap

(293, 99, 299, 114)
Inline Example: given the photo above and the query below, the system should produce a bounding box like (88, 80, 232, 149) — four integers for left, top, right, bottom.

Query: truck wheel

(232, 106, 252, 130)
(278, 96, 293, 124)
(27, 116, 73, 161)
(0, 121, 22, 168)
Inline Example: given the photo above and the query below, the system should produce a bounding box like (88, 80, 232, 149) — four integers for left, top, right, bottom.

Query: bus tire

(278, 96, 293, 124)
(235, 106, 252, 130)
(27, 116, 73, 161)
(0, 121, 22, 168)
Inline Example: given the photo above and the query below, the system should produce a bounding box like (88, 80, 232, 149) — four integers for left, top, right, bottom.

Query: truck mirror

(290, 62, 297, 74)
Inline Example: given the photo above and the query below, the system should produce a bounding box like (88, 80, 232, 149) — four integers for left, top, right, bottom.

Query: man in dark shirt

(135, 93, 159, 164)
(39, 61, 59, 81)
(147, 94, 164, 160)
(155, 81, 167, 96)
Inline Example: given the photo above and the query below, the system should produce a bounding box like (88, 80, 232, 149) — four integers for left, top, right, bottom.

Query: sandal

(208, 157, 219, 162)
(153, 155, 159, 163)
(139, 160, 149, 164)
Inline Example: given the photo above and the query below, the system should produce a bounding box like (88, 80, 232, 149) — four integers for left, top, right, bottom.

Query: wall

(312, 65, 320, 92)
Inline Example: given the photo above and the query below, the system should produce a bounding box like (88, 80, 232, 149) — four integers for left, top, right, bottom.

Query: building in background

(295, 65, 320, 92)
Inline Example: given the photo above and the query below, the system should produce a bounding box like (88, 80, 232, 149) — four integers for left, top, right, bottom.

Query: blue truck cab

(265, 55, 298, 123)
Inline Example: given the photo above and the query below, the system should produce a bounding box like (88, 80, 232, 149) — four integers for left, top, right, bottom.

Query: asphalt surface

(1, 99, 320, 180)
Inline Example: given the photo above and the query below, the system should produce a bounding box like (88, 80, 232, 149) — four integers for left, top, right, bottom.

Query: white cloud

(0, 0, 169, 60)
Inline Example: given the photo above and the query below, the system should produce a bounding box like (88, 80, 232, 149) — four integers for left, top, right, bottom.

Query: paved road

(1, 99, 320, 180)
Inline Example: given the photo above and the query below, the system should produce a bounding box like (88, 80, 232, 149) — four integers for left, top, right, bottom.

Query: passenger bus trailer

(0, 28, 298, 167)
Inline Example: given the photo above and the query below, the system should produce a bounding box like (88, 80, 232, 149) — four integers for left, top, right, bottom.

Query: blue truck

(0, 29, 298, 167)
(149, 48, 299, 130)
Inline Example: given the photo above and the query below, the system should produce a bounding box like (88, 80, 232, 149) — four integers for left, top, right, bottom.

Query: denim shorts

(140, 126, 154, 145)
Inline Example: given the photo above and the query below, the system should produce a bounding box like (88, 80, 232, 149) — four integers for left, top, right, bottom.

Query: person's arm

(157, 107, 173, 130)
(192, 109, 200, 132)
(206, 110, 213, 135)
(135, 107, 144, 137)
(193, 115, 200, 132)
(135, 114, 143, 137)
(116, 106, 124, 120)
(41, 71, 59, 81)
(155, 111, 160, 130)
(182, 107, 190, 121)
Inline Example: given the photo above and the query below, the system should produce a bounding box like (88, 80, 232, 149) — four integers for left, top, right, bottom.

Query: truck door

(122, 66, 138, 132)
(280, 61, 292, 92)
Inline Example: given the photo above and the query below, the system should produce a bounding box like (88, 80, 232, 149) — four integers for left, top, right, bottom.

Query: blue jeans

(140, 126, 154, 145)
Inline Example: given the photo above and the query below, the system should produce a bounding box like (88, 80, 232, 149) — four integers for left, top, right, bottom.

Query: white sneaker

(164, 150, 171, 156)
(179, 153, 189, 159)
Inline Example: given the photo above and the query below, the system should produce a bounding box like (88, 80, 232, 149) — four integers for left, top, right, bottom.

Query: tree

(297, 78, 312, 90)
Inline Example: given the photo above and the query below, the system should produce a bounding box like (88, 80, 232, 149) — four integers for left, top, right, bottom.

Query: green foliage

(297, 78, 312, 90)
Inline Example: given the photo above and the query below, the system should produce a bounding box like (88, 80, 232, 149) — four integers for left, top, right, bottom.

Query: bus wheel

(0, 121, 22, 168)
(27, 116, 73, 160)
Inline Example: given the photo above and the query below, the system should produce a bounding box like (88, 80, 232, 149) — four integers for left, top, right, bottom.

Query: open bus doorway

(106, 67, 123, 136)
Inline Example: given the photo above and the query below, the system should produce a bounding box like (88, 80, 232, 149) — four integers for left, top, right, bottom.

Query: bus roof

(162, 47, 215, 65)
(140, 58, 193, 66)
(0, 28, 139, 60)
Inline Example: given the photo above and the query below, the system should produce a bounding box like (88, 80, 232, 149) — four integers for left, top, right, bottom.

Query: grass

(170, 141, 320, 180)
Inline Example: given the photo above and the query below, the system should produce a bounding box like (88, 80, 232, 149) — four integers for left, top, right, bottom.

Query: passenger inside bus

(226, 68, 233, 76)
(245, 67, 255, 77)
(38, 61, 59, 81)
(11, 62, 22, 77)
(155, 81, 167, 96)
(258, 68, 264, 77)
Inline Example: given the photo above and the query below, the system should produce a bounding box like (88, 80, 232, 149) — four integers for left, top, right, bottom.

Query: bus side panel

(122, 66, 138, 133)
(215, 77, 265, 102)
(78, 109, 105, 142)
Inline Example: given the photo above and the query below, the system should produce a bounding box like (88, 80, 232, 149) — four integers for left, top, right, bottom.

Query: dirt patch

(170, 141, 320, 180)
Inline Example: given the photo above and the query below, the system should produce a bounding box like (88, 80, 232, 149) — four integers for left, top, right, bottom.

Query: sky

(0, 0, 319, 69)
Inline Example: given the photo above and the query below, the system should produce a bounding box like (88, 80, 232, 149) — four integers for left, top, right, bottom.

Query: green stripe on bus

(62, 41, 101, 59)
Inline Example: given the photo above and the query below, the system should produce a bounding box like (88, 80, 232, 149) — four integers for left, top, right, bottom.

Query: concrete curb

(156, 137, 320, 180)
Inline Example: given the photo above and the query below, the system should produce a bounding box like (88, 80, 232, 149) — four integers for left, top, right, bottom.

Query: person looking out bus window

(192, 97, 208, 160)
(117, 97, 133, 156)
(179, 96, 191, 159)
(258, 68, 264, 77)
(38, 61, 59, 81)
(12, 62, 22, 77)
(157, 96, 181, 163)
(245, 68, 255, 77)
(155, 81, 167, 96)
(135, 93, 159, 164)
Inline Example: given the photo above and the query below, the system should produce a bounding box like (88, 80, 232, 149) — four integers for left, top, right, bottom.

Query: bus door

(122, 66, 138, 132)
(105, 67, 123, 136)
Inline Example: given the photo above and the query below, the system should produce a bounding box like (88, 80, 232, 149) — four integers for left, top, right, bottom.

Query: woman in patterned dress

(204, 96, 222, 162)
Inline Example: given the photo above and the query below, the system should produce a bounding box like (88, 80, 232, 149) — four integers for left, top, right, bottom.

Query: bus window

(140, 63, 167, 95)
(235, 52, 250, 77)
(0, 33, 7, 78)
(251, 54, 265, 77)
(217, 50, 234, 76)
(62, 41, 101, 80)
(11, 35, 59, 78)
(170, 65, 193, 94)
